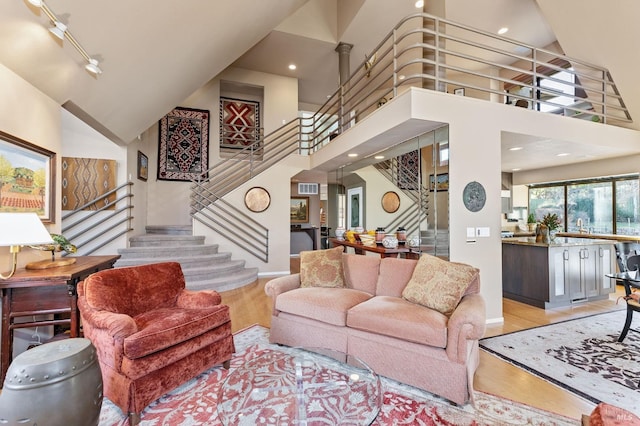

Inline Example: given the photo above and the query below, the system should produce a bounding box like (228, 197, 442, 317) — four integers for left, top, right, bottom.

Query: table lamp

(0, 212, 54, 279)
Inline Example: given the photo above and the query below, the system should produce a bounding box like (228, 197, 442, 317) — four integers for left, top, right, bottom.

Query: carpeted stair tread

(180, 260, 247, 281)
(117, 244, 219, 258)
(145, 225, 193, 235)
(128, 234, 205, 247)
(113, 252, 232, 268)
(185, 268, 259, 292)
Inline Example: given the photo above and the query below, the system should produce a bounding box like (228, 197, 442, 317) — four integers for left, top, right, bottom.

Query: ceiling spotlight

(49, 21, 67, 39)
(348, 153, 358, 157)
(557, 153, 570, 157)
(288, 64, 297, 70)
(415, 1, 424, 8)
(28, 0, 43, 7)
(509, 147, 523, 151)
(512, 168, 521, 171)
(498, 27, 509, 35)
(85, 58, 102, 75)
(374, 155, 385, 160)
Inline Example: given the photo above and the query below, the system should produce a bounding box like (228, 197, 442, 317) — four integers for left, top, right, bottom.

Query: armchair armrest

(81, 308, 138, 340)
(176, 289, 222, 308)
(264, 274, 301, 314)
(445, 293, 486, 363)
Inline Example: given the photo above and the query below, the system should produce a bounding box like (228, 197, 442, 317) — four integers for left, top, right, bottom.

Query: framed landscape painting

(290, 196, 309, 223)
(0, 130, 55, 222)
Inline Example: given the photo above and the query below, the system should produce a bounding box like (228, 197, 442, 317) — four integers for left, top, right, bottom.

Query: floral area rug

(480, 309, 640, 414)
(100, 325, 579, 425)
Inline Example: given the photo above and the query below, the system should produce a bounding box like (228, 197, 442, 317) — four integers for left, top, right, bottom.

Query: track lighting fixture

(27, 0, 103, 76)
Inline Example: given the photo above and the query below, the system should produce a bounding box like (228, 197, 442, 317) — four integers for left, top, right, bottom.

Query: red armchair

(78, 262, 234, 425)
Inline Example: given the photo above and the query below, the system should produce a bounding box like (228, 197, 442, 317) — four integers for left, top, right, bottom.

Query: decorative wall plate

(462, 181, 486, 212)
(381, 191, 400, 213)
(244, 187, 271, 212)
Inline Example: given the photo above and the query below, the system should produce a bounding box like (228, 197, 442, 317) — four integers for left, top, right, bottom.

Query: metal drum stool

(0, 338, 103, 426)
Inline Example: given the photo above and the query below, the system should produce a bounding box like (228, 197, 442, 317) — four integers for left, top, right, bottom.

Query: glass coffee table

(217, 348, 381, 425)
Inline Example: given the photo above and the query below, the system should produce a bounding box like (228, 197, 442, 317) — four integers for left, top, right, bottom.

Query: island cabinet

(502, 237, 616, 309)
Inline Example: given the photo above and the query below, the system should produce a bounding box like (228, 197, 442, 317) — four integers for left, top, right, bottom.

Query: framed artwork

(61, 157, 116, 211)
(245, 187, 271, 213)
(454, 88, 465, 96)
(158, 107, 209, 181)
(290, 196, 309, 223)
(347, 187, 363, 229)
(220, 97, 261, 150)
(137, 151, 148, 181)
(381, 191, 400, 213)
(0, 130, 55, 222)
(429, 173, 449, 191)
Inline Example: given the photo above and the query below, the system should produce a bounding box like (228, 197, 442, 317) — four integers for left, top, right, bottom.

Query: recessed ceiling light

(398, 75, 406, 80)
(374, 155, 385, 160)
(348, 153, 358, 157)
(498, 27, 509, 35)
(509, 147, 523, 151)
(512, 168, 521, 171)
(415, 1, 424, 8)
(288, 64, 297, 70)
(557, 153, 570, 157)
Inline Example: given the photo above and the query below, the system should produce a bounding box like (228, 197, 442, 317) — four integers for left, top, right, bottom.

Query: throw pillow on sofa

(402, 254, 479, 316)
(300, 246, 345, 288)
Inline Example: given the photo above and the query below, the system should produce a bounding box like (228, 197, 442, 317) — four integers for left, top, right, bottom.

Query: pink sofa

(265, 253, 486, 405)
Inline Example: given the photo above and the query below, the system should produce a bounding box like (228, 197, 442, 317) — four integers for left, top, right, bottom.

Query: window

(529, 186, 565, 226)
(567, 181, 612, 234)
(616, 179, 640, 235)
(538, 69, 576, 113)
(529, 176, 639, 235)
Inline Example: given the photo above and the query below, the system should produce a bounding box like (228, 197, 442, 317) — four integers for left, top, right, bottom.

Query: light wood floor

(219, 259, 628, 421)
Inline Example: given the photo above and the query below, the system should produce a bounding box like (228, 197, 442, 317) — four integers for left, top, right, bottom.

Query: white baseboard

(486, 316, 505, 325)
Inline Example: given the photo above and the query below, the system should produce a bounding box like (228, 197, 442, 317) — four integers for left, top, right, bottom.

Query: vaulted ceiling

(0, 0, 638, 173)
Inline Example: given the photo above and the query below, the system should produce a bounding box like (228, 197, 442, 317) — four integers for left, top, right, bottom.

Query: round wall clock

(244, 187, 271, 212)
(462, 181, 486, 212)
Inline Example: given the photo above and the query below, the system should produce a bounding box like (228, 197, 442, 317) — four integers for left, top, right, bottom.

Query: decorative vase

(382, 234, 399, 249)
(396, 228, 406, 243)
(408, 235, 421, 248)
(335, 227, 346, 240)
(375, 227, 386, 244)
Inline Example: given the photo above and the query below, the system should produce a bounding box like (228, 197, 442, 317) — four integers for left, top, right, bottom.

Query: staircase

(114, 225, 258, 292)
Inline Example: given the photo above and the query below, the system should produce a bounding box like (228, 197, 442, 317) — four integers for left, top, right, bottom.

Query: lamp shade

(0, 213, 53, 247)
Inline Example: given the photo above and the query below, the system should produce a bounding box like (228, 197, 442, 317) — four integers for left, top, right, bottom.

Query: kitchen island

(502, 237, 617, 308)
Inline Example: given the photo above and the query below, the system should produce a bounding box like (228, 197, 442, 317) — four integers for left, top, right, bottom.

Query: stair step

(145, 225, 193, 235)
(129, 235, 205, 247)
(181, 260, 246, 281)
(185, 268, 259, 292)
(117, 244, 219, 259)
(114, 252, 232, 269)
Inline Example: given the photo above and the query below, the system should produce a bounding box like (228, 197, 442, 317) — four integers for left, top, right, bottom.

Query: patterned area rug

(99, 325, 579, 425)
(158, 107, 209, 181)
(480, 310, 640, 414)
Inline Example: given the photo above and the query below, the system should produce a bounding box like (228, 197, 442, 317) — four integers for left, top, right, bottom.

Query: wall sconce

(0, 213, 54, 279)
(27, 0, 103, 75)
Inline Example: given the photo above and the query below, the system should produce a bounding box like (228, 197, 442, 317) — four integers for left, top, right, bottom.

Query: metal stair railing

(61, 181, 134, 256)
(190, 11, 631, 261)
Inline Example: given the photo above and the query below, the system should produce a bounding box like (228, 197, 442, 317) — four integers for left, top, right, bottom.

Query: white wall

(0, 63, 61, 267)
(146, 67, 299, 227)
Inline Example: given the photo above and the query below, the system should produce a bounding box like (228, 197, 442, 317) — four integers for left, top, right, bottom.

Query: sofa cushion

(347, 296, 448, 348)
(275, 287, 372, 326)
(376, 257, 418, 297)
(300, 246, 345, 288)
(124, 305, 230, 359)
(343, 253, 381, 294)
(401, 254, 479, 316)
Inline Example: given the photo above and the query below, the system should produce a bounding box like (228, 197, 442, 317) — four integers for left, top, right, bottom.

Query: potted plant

(527, 213, 537, 232)
(541, 213, 562, 238)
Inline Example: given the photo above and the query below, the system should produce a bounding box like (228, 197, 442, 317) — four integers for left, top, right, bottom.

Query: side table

(0, 254, 120, 385)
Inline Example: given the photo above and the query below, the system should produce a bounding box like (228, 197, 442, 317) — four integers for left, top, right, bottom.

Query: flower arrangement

(541, 213, 562, 231)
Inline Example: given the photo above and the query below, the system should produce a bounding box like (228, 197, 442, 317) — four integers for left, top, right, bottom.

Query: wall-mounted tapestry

(219, 97, 261, 150)
(396, 150, 420, 190)
(158, 107, 210, 181)
(61, 157, 116, 210)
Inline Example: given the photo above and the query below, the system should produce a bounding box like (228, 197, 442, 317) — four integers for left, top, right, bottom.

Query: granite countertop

(502, 236, 618, 247)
